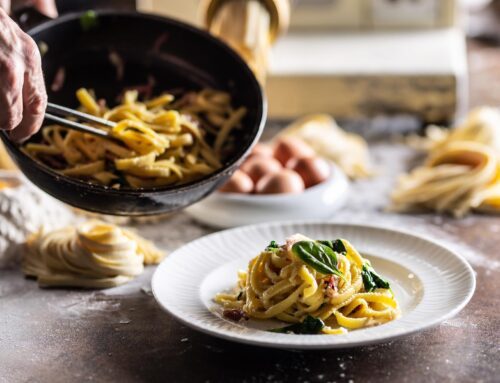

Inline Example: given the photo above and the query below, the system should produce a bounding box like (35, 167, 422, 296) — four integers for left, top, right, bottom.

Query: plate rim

(152, 221, 476, 349)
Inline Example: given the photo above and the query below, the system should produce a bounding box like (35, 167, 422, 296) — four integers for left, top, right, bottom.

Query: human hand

(0, 8, 47, 141)
(0, 1, 10, 13)
(1, 0, 58, 17)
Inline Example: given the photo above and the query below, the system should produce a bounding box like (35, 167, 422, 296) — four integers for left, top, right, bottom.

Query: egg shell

(256, 169, 305, 194)
(219, 170, 254, 193)
(287, 157, 331, 188)
(248, 143, 274, 158)
(240, 156, 282, 183)
(273, 137, 315, 166)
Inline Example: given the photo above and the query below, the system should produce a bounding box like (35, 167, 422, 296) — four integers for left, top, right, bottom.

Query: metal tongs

(45, 103, 117, 140)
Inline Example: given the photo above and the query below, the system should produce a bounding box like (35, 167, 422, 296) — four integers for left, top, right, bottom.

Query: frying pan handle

(11, 6, 51, 31)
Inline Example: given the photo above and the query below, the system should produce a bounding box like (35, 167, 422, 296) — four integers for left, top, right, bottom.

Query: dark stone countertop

(1, 40, 499, 383)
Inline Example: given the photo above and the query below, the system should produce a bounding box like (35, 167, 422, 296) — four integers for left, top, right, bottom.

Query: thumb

(32, 0, 57, 18)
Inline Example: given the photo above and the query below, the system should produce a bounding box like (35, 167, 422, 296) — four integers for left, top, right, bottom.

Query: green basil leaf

(317, 240, 334, 249)
(269, 315, 325, 334)
(292, 241, 343, 278)
(362, 264, 390, 292)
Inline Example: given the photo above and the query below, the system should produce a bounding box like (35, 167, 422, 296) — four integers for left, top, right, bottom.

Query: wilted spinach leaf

(361, 264, 390, 292)
(269, 315, 325, 334)
(319, 239, 347, 254)
(265, 240, 280, 252)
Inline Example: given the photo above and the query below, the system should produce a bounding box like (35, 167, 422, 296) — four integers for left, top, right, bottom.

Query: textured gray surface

(1, 138, 499, 383)
(1, 38, 500, 383)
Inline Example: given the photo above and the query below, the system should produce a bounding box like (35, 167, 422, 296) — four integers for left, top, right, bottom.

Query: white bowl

(185, 163, 349, 228)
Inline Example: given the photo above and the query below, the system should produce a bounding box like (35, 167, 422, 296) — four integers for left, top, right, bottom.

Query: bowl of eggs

(185, 137, 349, 228)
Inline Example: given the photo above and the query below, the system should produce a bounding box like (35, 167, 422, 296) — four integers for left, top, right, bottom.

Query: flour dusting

(0, 178, 75, 268)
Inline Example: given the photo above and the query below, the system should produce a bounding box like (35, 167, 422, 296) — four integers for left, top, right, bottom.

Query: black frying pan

(1, 10, 266, 216)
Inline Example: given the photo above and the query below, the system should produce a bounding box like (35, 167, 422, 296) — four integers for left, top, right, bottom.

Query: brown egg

(273, 137, 315, 166)
(219, 170, 254, 193)
(256, 169, 305, 194)
(240, 156, 282, 183)
(249, 143, 274, 158)
(287, 157, 331, 188)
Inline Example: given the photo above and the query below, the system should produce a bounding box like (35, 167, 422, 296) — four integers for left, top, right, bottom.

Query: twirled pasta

(23, 220, 164, 288)
(392, 142, 499, 216)
(393, 107, 500, 216)
(215, 234, 399, 335)
(413, 107, 500, 155)
(23, 88, 246, 189)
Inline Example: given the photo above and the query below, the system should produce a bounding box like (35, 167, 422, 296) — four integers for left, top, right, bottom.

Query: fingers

(0, 9, 25, 133)
(0, 0, 11, 13)
(9, 73, 46, 142)
(0, 10, 47, 141)
(10, 37, 47, 142)
(32, 0, 58, 18)
(0, 55, 24, 132)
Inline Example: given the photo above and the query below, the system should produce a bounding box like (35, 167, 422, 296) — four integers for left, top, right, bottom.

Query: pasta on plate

(215, 234, 400, 335)
(23, 88, 246, 189)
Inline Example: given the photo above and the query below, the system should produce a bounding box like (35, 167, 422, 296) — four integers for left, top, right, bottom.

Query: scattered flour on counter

(100, 267, 155, 297)
(442, 317, 478, 329)
(52, 295, 121, 318)
(47, 292, 136, 325)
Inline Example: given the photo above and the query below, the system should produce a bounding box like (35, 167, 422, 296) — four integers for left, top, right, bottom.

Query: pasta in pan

(215, 234, 400, 335)
(23, 88, 246, 189)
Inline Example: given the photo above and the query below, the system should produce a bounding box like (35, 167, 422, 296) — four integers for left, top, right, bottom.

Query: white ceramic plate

(152, 222, 475, 349)
(185, 163, 348, 228)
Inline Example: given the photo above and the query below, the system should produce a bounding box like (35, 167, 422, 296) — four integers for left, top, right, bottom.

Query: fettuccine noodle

(411, 107, 500, 154)
(23, 220, 164, 288)
(0, 141, 16, 170)
(215, 234, 399, 335)
(392, 107, 500, 216)
(23, 88, 246, 189)
(392, 142, 499, 216)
